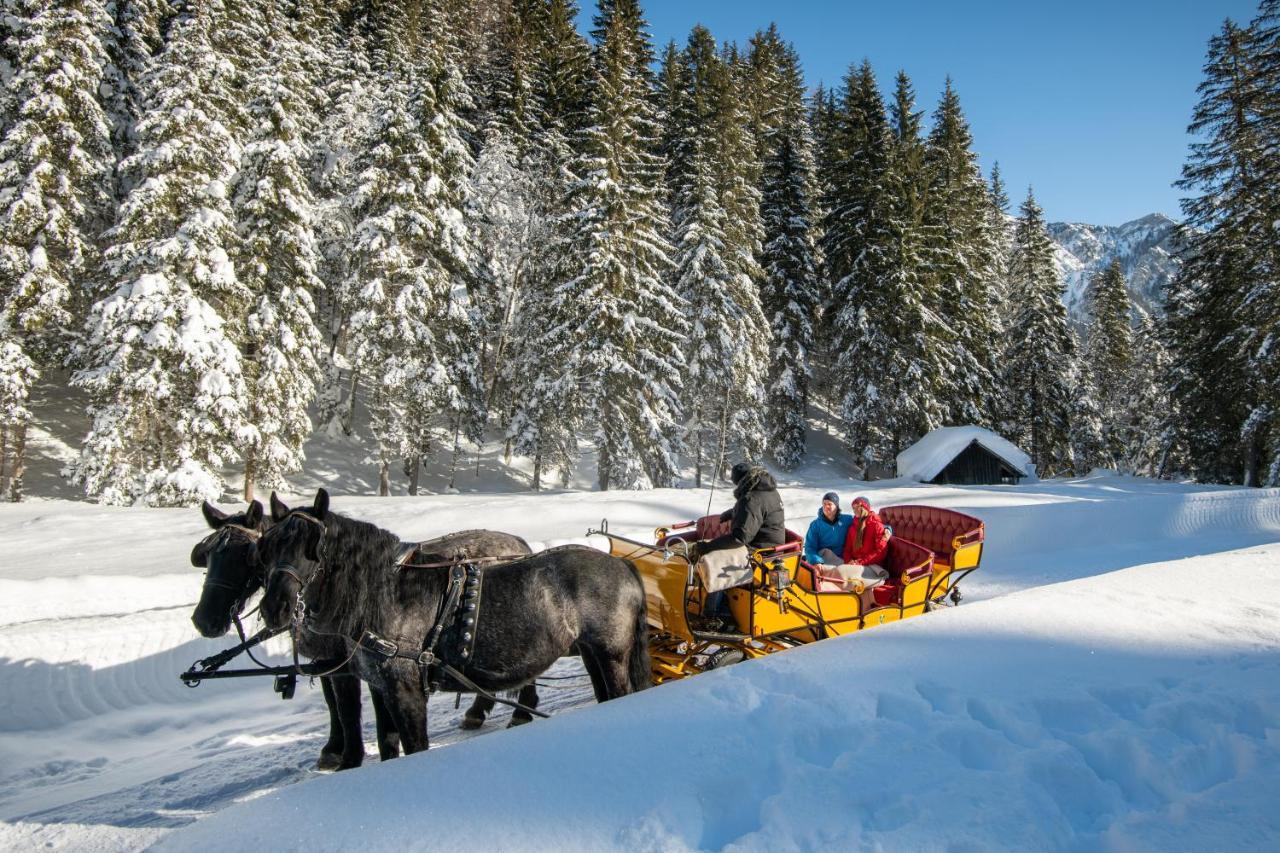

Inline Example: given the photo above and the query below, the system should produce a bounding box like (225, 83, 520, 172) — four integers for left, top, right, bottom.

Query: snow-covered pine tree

(310, 10, 375, 437)
(1126, 314, 1185, 478)
(522, 0, 686, 491)
(665, 25, 769, 484)
(0, 0, 25, 139)
(470, 129, 541, 424)
(0, 0, 116, 501)
(924, 79, 1001, 427)
(345, 1, 479, 496)
(0, 319, 37, 501)
(985, 161, 1013, 331)
(1002, 189, 1075, 476)
(1081, 257, 1134, 468)
(231, 0, 324, 501)
(100, 0, 169, 170)
(1, 0, 115, 344)
(419, 0, 485, 490)
(827, 68, 948, 469)
(1244, 0, 1280, 484)
(71, 2, 249, 506)
(751, 30, 818, 470)
(1168, 17, 1271, 484)
(1068, 359, 1104, 475)
(807, 82, 841, 428)
(504, 0, 593, 489)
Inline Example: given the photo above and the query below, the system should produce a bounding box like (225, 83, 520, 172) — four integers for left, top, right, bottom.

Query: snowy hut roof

(896, 426, 1031, 482)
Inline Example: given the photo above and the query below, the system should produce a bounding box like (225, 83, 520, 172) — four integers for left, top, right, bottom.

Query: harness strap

(397, 553, 528, 570)
(352, 631, 550, 720)
(354, 561, 548, 718)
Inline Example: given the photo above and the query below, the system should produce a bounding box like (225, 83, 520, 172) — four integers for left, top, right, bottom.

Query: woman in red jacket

(842, 496, 889, 568)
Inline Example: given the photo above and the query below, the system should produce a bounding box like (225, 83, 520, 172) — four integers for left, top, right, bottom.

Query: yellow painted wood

(952, 540, 983, 571)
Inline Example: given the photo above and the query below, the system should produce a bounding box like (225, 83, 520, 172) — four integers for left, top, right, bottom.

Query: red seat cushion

(872, 583, 898, 606)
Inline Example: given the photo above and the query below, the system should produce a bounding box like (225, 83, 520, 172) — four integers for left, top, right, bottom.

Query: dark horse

(190, 498, 396, 770)
(265, 494, 543, 731)
(190, 500, 538, 770)
(259, 489, 652, 755)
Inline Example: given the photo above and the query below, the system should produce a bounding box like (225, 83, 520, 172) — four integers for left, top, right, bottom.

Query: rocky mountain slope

(1046, 212, 1182, 322)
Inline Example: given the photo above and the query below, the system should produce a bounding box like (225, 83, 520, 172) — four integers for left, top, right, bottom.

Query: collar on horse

(357, 561, 483, 674)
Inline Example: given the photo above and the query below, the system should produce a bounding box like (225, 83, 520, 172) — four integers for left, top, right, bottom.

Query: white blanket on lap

(696, 546, 753, 592)
(834, 563, 888, 593)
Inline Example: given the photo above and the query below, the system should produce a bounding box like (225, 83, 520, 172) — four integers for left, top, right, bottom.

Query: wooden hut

(896, 426, 1030, 486)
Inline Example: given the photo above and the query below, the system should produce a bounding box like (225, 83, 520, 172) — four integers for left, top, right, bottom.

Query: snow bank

(896, 426, 1032, 482)
(161, 545, 1280, 852)
(3, 478, 1279, 850)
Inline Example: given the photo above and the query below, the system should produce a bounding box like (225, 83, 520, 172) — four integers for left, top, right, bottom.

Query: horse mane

(303, 508, 406, 638)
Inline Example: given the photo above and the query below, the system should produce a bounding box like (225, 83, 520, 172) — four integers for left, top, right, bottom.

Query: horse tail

(623, 560, 653, 692)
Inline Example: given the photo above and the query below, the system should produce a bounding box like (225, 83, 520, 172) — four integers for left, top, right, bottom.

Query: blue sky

(577, 1, 1261, 225)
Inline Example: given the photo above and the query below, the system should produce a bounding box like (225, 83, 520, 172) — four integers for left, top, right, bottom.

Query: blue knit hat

(822, 491, 840, 505)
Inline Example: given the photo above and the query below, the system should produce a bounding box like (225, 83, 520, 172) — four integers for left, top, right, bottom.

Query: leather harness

(351, 545, 550, 719)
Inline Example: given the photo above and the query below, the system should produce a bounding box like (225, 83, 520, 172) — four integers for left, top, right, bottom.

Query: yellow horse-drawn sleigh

(590, 505, 984, 683)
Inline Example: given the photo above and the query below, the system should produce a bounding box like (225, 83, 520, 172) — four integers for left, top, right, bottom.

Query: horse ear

(269, 491, 290, 522)
(245, 500, 264, 529)
(313, 488, 330, 521)
(202, 501, 229, 530)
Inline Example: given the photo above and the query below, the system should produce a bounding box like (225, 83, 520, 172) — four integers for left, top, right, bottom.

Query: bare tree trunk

(694, 426, 703, 489)
(0, 424, 9, 496)
(7, 423, 25, 502)
(243, 460, 255, 503)
(379, 458, 390, 496)
(532, 450, 542, 491)
(342, 369, 359, 436)
(447, 424, 462, 491)
(408, 453, 420, 496)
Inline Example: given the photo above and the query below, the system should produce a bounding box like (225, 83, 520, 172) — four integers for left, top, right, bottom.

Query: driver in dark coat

(690, 461, 786, 628)
(694, 461, 786, 560)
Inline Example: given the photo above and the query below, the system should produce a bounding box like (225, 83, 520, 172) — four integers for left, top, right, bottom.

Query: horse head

(190, 498, 267, 638)
(260, 488, 331, 631)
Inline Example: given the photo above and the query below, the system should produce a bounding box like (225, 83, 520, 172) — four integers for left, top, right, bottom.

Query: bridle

(198, 523, 266, 620)
(267, 511, 329, 600)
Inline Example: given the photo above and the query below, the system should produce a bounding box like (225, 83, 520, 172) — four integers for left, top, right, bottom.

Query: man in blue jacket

(804, 492, 853, 565)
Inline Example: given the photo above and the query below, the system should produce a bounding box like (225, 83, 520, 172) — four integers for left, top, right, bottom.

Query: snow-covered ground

(3, 461, 1280, 851)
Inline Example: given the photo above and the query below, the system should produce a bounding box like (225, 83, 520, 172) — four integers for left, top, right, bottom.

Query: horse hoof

(460, 714, 486, 730)
(337, 755, 365, 771)
(507, 715, 533, 728)
(316, 751, 343, 771)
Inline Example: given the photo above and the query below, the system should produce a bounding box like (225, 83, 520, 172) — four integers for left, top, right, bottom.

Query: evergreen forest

(0, 0, 1277, 504)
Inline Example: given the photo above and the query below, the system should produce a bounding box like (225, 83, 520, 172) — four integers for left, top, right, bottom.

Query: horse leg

(370, 686, 401, 761)
(331, 672, 366, 770)
(579, 639, 633, 702)
(507, 684, 540, 728)
(575, 643, 611, 704)
(316, 676, 345, 771)
(461, 694, 495, 730)
(381, 666, 430, 755)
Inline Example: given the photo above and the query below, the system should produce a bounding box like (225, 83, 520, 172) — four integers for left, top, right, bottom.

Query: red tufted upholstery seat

(695, 514, 731, 540)
(879, 505, 983, 566)
(869, 536, 933, 606)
